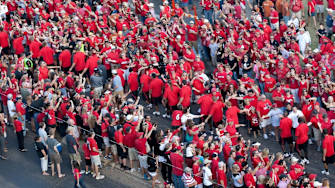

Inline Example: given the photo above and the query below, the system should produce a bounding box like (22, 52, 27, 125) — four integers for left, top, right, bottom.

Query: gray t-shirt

(38, 128, 48, 146)
(46, 137, 59, 155)
(268, 108, 283, 127)
(112, 75, 123, 92)
(90, 74, 104, 88)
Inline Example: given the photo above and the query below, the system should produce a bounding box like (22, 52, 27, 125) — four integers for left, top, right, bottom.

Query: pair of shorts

(309, 12, 316, 16)
(128, 148, 138, 161)
(251, 126, 260, 132)
(117, 145, 128, 159)
(316, 5, 324, 13)
(148, 171, 157, 177)
(296, 141, 308, 152)
(50, 153, 61, 164)
(69, 153, 81, 163)
(85, 158, 92, 166)
(312, 127, 321, 141)
(151, 97, 161, 105)
(324, 155, 335, 164)
(280, 137, 293, 145)
(138, 154, 148, 169)
(91, 155, 102, 166)
(103, 137, 111, 147)
(111, 144, 117, 155)
(260, 118, 270, 128)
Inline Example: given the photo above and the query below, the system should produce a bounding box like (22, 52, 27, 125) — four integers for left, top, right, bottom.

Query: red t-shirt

(39, 46, 55, 65)
(140, 74, 151, 93)
(163, 85, 180, 106)
(226, 106, 240, 125)
(217, 169, 227, 187)
(87, 137, 99, 156)
(171, 110, 183, 127)
(180, 85, 192, 108)
(170, 152, 184, 176)
(114, 130, 124, 144)
(193, 163, 203, 184)
(46, 109, 56, 125)
(128, 72, 139, 92)
(123, 131, 137, 148)
(15, 102, 26, 115)
(85, 55, 99, 75)
(73, 52, 86, 72)
(0, 31, 9, 48)
(59, 50, 72, 68)
(295, 123, 309, 144)
(257, 100, 272, 117)
(210, 101, 225, 122)
(149, 78, 164, 98)
(280, 117, 293, 138)
(323, 135, 335, 157)
(264, 77, 276, 93)
(134, 138, 147, 155)
(14, 120, 23, 132)
(101, 120, 109, 137)
(197, 94, 213, 115)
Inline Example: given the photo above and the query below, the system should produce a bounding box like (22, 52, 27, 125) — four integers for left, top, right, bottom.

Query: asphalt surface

(0, 126, 149, 188)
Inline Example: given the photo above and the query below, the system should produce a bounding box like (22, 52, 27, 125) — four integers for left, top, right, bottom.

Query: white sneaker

(147, 104, 152, 109)
(321, 170, 329, 175)
(308, 139, 313, 145)
(80, 170, 85, 174)
(153, 111, 157, 115)
(92, 173, 96, 178)
(270, 131, 275, 136)
(162, 113, 167, 118)
(167, 115, 171, 118)
(305, 159, 310, 164)
(156, 112, 161, 116)
(283, 153, 289, 158)
(263, 134, 268, 140)
(96, 175, 105, 180)
(130, 168, 135, 173)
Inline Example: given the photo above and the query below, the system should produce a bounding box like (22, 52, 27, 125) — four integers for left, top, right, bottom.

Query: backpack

(108, 125, 116, 142)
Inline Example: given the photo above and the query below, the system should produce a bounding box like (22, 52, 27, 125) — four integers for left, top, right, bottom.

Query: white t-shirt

(7, 100, 16, 117)
(203, 166, 213, 186)
(186, 146, 193, 157)
(181, 113, 198, 130)
(288, 110, 304, 128)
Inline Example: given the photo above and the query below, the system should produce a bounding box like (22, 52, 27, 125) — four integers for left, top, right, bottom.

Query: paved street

(0, 127, 150, 188)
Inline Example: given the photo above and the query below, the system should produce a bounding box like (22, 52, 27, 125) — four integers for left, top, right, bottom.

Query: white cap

(252, 142, 261, 146)
(313, 181, 322, 187)
(291, 157, 299, 163)
(126, 114, 133, 121)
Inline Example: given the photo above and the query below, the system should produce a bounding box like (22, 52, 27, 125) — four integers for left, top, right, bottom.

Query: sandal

(58, 174, 65, 178)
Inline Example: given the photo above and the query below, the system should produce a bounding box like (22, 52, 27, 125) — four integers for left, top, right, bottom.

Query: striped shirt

(182, 173, 196, 187)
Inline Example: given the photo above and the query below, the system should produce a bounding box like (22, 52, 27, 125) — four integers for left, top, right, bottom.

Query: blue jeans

(283, 16, 290, 25)
(172, 174, 184, 188)
(33, 112, 40, 132)
(74, 177, 86, 188)
(203, 9, 213, 24)
(258, 80, 265, 94)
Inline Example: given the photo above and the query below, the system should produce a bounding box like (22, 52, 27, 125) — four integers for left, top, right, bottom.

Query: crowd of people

(0, 0, 335, 187)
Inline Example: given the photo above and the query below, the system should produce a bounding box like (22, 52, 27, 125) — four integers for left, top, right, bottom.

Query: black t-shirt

(147, 156, 157, 172)
(242, 58, 252, 71)
(227, 57, 239, 72)
(34, 141, 47, 158)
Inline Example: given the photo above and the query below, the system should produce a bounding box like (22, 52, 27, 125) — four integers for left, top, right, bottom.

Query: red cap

(176, 146, 182, 151)
(309, 174, 317, 180)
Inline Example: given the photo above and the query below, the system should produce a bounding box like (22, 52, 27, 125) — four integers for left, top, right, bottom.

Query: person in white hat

(202, 159, 213, 187)
(111, 69, 124, 98)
